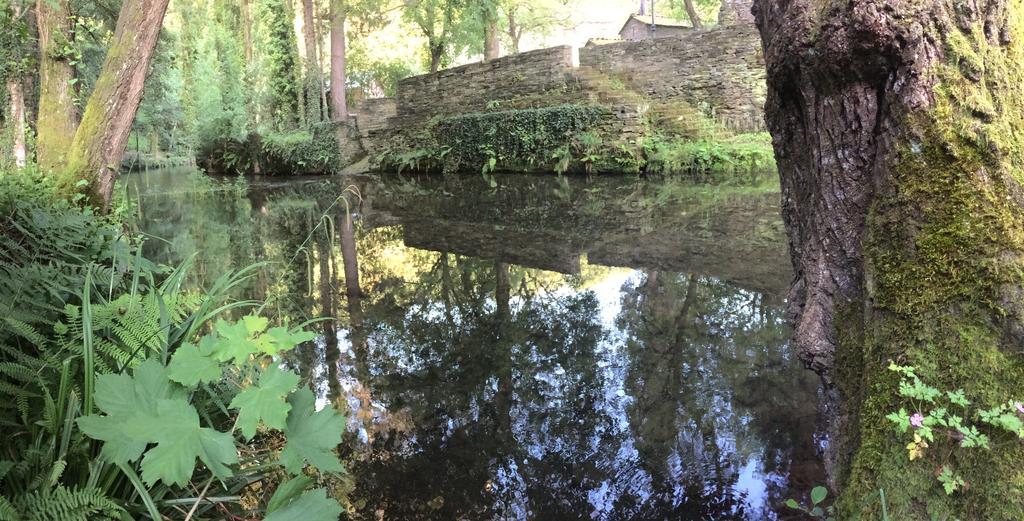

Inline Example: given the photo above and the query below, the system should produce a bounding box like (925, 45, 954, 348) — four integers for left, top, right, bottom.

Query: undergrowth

(196, 122, 344, 176)
(0, 170, 346, 520)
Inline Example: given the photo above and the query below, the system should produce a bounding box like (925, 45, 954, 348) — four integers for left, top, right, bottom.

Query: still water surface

(127, 169, 824, 521)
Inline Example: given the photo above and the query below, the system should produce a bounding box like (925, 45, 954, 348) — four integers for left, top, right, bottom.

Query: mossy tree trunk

(328, 0, 347, 122)
(301, 0, 323, 125)
(6, 79, 27, 168)
(755, 0, 1024, 518)
(59, 0, 171, 209)
(35, 0, 78, 172)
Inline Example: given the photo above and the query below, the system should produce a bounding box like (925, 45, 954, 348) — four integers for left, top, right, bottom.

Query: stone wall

(578, 25, 766, 131)
(352, 98, 397, 155)
(392, 46, 577, 125)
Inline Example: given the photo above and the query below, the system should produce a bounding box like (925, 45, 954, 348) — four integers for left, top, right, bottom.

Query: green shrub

(643, 132, 777, 183)
(197, 122, 344, 176)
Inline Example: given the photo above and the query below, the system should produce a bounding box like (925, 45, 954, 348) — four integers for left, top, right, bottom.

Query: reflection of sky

(126, 168, 823, 519)
(320, 244, 820, 520)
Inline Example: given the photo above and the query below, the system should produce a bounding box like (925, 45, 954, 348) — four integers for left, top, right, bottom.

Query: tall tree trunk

(682, 0, 703, 28)
(301, 0, 322, 125)
(329, 0, 347, 122)
(755, 0, 1024, 518)
(483, 15, 500, 61)
(241, 0, 254, 65)
(59, 0, 171, 209)
(36, 0, 78, 172)
(506, 9, 520, 54)
(6, 80, 27, 168)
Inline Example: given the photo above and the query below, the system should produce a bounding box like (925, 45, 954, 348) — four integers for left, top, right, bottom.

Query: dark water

(126, 169, 824, 521)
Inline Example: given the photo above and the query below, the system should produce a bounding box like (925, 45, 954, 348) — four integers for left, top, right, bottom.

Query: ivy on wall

(377, 104, 637, 175)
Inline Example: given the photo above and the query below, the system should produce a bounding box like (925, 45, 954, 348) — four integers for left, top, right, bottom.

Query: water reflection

(127, 170, 823, 520)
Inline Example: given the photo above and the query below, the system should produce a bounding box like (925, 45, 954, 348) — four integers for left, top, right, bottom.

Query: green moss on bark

(836, 10, 1024, 519)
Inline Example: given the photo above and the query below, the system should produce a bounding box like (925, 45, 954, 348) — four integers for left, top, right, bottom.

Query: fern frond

(11, 486, 123, 521)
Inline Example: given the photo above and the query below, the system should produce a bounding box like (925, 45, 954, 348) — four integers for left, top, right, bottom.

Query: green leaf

(168, 336, 222, 387)
(811, 486, 828, 505)
(77, 359, 237, 487)
(259, 326, 316, 356)
(210, 319, 261, 365)
(137, 398, 237, 486)
(279, 388, 345, 475)
(784, 499, 801, 510)
(264, 489, 343, 521)
(267, 475, 313, 513)
(242, 315, 269, 335)
(78, 360, 187, 464)
(229, 365, 300, 440)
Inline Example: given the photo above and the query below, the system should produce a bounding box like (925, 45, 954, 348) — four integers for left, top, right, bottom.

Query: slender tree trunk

(241, 0, 254, 65)
(59, 0, 171, 209)
(329, 0, 347, 122)
(6, 80, 27, 168)
(682, 0, 703, 28)
(755, 0, 1024, 518)
(506, 10, 520, 54)
(301, 0, 322, 125)
(483, 16, 500, 61)
(36, 0, 78, 172)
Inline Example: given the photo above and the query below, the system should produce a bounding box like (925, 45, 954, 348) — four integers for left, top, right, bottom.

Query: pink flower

(910, 413, 925, 428)
(1015, 402, 1024, 415)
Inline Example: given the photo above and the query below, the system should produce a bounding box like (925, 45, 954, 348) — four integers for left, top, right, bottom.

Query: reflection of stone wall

(578, 25, 765, 131)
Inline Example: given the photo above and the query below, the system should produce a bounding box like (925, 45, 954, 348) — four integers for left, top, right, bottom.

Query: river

(126, 168, 823, 521)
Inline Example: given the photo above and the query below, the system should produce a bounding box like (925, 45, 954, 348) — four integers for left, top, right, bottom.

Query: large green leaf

(167, 336, 222, 387)
(78, 360, 188, 464)
(264, 488, 343, 521)
(229, 364, 300, 440)
(209, 319, 263, 365)
(77, 359, 238, 487)
(279, 388, 345, 475)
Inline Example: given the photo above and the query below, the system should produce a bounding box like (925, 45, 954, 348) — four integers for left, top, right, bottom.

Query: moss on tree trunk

(58, 0, 171, 209)
(755, 0, 1024, 518)
(36, 0, 79, 172)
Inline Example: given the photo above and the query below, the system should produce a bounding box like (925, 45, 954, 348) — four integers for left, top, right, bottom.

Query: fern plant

(0, 171, 347, 520)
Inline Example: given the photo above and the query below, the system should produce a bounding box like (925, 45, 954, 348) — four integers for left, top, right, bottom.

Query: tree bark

(681, 0, 702, 29)
(429, 42, 443, 73)
(36, 0, 79, 172)
(59, 0, 171, 209)
(506, 9, 520, 54)
(329, 0, 347, 122)
(483, 15, 500, 61)
(301, 0, 322, 125)
(6, 80, 27, 168)
(241, 0, 254, 65)
(755, 0, 1024, 518)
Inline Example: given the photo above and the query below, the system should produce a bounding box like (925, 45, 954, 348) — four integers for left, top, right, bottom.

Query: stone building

(617, 14, 693, 41)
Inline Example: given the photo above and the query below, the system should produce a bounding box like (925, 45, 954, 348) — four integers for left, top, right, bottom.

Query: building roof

(622, 13, 694, 30)
(585, 37, 625, 47)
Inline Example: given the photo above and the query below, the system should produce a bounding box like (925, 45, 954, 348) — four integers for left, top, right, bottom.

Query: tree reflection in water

(127, 170, 825, 521)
